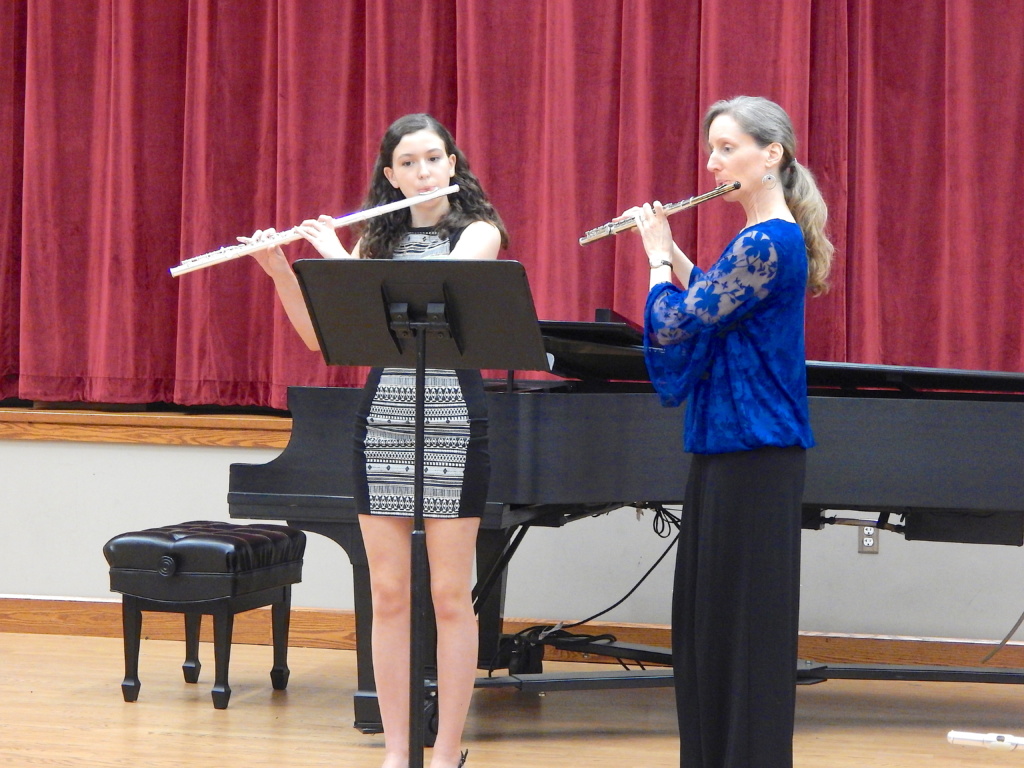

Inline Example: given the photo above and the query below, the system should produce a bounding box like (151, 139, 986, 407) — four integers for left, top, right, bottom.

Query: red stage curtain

(0, 1, 27, 399)
(19, 1, 187, 402)
(846, 0, 1024, 366)
(3, 1, 1023, 409)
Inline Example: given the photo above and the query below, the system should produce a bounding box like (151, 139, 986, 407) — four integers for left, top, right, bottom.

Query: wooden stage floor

(1, 632, 1022, 767)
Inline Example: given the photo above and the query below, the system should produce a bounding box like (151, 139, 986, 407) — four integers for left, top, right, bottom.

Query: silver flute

(170, 184, 460, 277)
(578, 182, 740, 246)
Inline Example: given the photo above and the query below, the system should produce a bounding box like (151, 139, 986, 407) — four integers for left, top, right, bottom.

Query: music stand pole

(386, 301, 461, 766)
(408, 323, 429, 767)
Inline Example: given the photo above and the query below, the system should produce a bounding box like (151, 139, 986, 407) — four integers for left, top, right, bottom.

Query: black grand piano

(228, 314, 1024, 732)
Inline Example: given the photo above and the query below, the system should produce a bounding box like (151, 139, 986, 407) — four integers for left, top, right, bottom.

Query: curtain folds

(0, 1, 26, 399)
(2, 0, 1022, 409)
(20, 1, 188, 402)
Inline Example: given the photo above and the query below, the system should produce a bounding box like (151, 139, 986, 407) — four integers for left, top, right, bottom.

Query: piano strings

(170, 184, 461, 277)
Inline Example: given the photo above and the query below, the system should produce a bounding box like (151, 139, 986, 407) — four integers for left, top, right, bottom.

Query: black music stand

(292, 258, 549, 768)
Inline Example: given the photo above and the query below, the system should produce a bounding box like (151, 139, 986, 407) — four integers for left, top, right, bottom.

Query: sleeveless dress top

(352, 225, 490, 518)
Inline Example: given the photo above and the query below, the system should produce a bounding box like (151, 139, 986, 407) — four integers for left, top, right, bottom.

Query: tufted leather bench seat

(103, 521, 305, 709)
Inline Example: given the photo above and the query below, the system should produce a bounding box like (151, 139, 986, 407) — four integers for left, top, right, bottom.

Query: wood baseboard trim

(3, 597, 1021, 669)
(0, 408, 291, 448)
(0, 598, 352, 649)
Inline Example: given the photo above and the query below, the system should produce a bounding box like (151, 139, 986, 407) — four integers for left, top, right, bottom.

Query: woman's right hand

(619, 202, 675, 266)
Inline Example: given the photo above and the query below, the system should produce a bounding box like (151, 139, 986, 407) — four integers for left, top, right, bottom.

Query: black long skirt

(673, 446, 806, 768)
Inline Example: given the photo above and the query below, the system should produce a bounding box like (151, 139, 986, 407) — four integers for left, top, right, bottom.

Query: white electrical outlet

(858, 525, 879, 554)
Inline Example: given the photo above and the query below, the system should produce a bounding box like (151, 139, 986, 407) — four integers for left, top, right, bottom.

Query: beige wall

(1, 437, 1022, 641)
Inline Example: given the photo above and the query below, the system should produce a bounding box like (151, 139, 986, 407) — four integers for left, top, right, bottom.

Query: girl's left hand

(296, 215, 348, 259)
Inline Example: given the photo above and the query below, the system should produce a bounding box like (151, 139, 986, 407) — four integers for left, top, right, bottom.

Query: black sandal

(457, 750, 469, 767)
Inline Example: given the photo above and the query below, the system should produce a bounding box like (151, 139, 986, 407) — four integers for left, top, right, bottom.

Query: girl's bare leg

(359, 514, 414, 768)
(359, 514, 480, 768)
(424, 517, 481, 768)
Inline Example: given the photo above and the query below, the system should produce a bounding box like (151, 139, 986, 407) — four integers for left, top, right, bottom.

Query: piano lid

(805, 360, 1024, 397)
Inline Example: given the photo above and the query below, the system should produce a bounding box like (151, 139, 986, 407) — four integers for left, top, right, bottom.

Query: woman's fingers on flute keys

(636, 202, 668, 227)
(636, 202, 674, 255)
(614, 205, 644, 225)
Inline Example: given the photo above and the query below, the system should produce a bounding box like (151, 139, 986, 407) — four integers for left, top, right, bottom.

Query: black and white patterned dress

(352, 226, 490, 519)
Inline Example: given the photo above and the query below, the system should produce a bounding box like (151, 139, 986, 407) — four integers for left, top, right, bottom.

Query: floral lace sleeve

(648, 227, 780, 346)
(643, 227, 782, 406)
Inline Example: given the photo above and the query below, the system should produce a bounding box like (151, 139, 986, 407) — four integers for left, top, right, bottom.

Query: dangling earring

(761, 173, 777, 191)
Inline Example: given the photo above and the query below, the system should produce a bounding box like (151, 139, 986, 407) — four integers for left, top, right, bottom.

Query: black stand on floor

(293, 258, 548, 767)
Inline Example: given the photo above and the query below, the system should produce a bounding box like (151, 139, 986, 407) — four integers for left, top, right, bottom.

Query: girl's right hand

(238, 229, 290, 278)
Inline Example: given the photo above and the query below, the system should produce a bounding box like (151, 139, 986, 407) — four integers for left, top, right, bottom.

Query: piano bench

(102, 521, 306, 709)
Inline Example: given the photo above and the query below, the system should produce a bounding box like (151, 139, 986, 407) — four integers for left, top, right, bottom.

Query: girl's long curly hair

(356, 113, 508, 260)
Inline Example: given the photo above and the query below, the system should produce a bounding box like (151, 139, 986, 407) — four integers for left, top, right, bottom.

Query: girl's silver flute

(170, 184, 460, 277)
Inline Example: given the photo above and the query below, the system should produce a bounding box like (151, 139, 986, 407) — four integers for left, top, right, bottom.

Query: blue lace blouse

(644, 218, 814, 455)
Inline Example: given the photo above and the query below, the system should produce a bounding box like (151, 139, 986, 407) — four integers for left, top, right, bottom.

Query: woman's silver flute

(170, 184, 460, 277)
(578, 181, 740, 246)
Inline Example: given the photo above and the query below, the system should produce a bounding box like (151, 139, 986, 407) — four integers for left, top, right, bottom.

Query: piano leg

(296, 520, 383, 733)
(473, 526, 518, 671)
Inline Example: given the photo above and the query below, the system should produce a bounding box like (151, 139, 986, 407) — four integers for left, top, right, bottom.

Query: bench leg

(270, 586, 291, 690)
(182, 612, 202, 683)
(211, 609, 233, 709)
(120, 596, 142, 702)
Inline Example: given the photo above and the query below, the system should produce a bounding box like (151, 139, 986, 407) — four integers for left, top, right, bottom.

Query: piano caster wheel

(424, 690, 438, 748)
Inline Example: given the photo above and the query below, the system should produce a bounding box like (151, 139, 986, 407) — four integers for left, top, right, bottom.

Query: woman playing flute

(621, 96, 833, 768)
